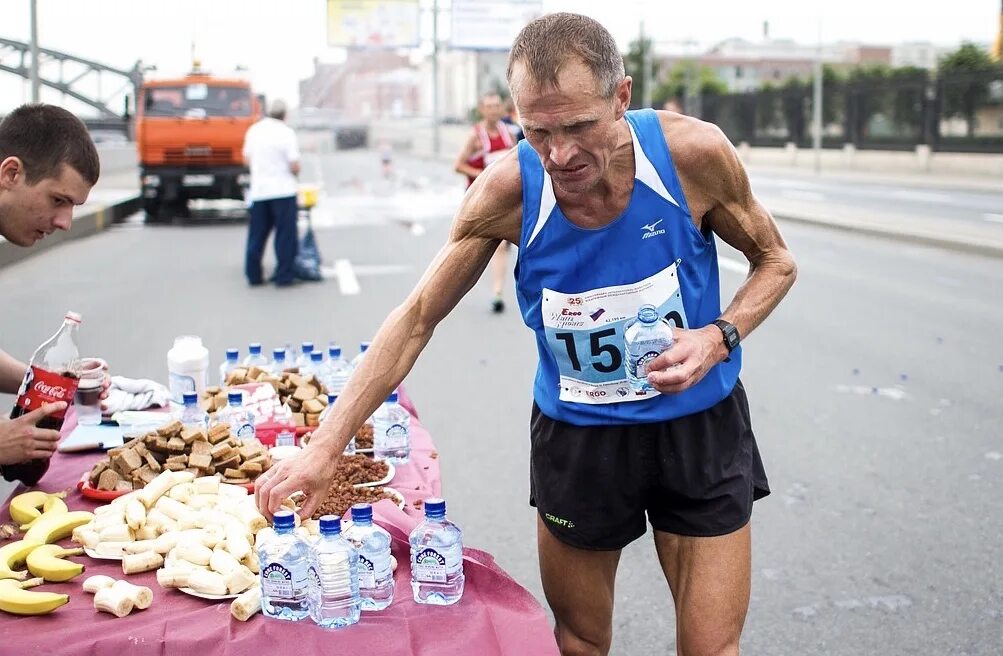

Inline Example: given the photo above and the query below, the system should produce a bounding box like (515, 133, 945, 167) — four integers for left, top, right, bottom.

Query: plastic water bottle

(296, 341, 315, 371)
(373, 392, 409, 464)
(624, 304, 674, 393)
(350, 341, 370, 369)
(270, 347, 288, 375)
(216, 391, 256, 441)
(218, 348, 239, 386)
(309, 515, 361, 629)
(307, 351, 324, 379)
(323, 345, 353, 396)
(344, 504, 394, 611)
(178, 392, 208, 431)
(259, 510, 311, 622)
(319, 394, 355, 455)
(244, 342, 268, 368)
(409, 498, 464, 605)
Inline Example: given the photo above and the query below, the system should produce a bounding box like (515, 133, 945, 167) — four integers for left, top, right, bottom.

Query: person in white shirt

(242, 99, 301, 287)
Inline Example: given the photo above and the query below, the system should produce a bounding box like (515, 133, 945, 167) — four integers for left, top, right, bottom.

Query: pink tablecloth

(0, 396, 559, 656)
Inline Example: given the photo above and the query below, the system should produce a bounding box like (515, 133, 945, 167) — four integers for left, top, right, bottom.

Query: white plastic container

(167, 335, 210, 406)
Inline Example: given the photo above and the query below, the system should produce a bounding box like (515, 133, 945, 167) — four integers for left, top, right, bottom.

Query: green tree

(889, 66, 928, 137)
(651, 61, 727, 110)
(623, 37, 659, 108)
(939, 42, 999, 137)
(780, 76, 807, 144)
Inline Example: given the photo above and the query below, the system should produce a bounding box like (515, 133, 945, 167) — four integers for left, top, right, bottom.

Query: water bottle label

(412, 547, 447, 583)
(262, 562, 300, 599)
(236, 422, 256, 441)
(541, 263, 688, 405)
(358, 555, 376, 589)
(631, 350, 661, 378)
(383, 424, 408, 449)
(168, 372, 196, 405)
(276, 431, 296, 447)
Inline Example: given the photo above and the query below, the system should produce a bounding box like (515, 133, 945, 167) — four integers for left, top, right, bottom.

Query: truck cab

(136, 64, 261, 220)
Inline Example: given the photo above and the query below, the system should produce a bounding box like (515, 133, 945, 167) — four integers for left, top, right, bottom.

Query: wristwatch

(712, 319, 741, 353)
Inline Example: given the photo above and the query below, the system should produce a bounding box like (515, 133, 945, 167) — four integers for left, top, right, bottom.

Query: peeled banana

(25, 544, 85, 582)
(23, 511, 95, 545)
(0, 540, 38, 581)
(0, 577, 69, 615)
(8, 491, 66, 527)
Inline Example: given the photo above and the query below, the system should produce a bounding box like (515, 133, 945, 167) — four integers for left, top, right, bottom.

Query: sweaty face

(478, 95, 505, 124)
(512, 59, 629, 194)
(0, 161, 92, 247)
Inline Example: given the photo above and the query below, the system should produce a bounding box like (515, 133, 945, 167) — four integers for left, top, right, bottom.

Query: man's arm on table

(0, 349, 27, 395)
(256, 150, 524, 517)
(647, 116, 798, 393)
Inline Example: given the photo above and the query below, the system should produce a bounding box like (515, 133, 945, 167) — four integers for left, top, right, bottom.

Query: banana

(18, 496, 69, 531)
(23, 511, 95, 545)
(0, 540, 39, 581)
(8, 491, 66, 526)
(0, 577, 69, 615)
(25, 544, 85, 583)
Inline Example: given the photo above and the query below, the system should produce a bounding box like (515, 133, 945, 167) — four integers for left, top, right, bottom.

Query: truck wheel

(143, 198, 165, 224)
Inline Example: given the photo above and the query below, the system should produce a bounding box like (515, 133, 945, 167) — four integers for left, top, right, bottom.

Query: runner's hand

(645, 326, 726, 394)
(0, 402, 66, 465)
(255, 448, 338, 520)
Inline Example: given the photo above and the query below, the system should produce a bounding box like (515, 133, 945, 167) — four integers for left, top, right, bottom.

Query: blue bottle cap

(225, 348, 239, 360)
(227, 391, 243, 405)
(311, 351, 323, 362)
(318, 515, 341, 535)
(273, 348, 286, 360)
(249, 343, 262, 354)
(327, 394, 337, 404)
(273, 510, 295, 530)
(182, 392, 199, 405)
(387, 392, 398, 403)
(302, 341, 314, 353)
(360, 341, 370, 353)
(424, 498, 446, 518)
(328, 345, 341, 357)
(350, 504, 373, 523)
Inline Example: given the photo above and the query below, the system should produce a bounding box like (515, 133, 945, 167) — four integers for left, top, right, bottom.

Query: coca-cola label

(15, 366, 78, 419)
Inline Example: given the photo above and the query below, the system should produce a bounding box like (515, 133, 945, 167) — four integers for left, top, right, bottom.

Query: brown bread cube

(293, 386, 318, 402)
(191, 439, 211, 455)
(97, 469, 120, 491)
(188, 453, 212, 470)
(167, 436, 186, 452)
(157, 420, 183, 437)
(181, 427, 206, 444)
(114, 481, 134, 492)
(302, 398, 325, 414)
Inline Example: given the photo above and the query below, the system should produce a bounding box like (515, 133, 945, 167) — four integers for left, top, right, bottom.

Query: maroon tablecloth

(0, 397, 559, 656)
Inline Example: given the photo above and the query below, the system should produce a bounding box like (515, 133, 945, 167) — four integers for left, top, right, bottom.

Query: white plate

(355, 448, 374, 455)
(179, 587, 239, 600)
(83, 546, 124, 561)
(354, 461, 394, 488)
(383, 486, 405, 510)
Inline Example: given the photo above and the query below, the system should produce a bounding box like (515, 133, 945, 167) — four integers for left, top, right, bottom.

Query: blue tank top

(514, 109, 740, 426)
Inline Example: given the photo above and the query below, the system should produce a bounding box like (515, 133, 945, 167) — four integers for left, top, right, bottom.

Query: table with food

(0, 319, 558, 655)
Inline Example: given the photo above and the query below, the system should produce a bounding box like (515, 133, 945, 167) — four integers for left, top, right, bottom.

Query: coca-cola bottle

(3, 311, 82, 486)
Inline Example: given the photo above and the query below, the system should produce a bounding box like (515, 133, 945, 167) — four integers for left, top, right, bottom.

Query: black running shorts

(529, 379, 770, 551)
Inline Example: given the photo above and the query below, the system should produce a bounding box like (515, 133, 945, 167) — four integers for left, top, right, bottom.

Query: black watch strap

(713, 319, 741, 353)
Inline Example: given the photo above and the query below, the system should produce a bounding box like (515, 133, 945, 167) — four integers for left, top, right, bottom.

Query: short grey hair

(268, 99, 287, 120)
(506, 13, 625, 99)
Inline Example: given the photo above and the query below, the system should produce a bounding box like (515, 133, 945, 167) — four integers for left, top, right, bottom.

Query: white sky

(0, 0, 998, 115)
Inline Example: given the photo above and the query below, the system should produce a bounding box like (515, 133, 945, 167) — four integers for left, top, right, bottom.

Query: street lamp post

(811, 23, 823, 173)
(29, 0, 40, 103)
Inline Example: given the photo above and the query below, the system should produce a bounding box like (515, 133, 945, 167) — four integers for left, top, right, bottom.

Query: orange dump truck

(135, 64, 261, 219)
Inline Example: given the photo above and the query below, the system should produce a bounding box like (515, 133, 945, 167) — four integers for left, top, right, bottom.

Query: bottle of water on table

(243, 342, 268, 368)
(624, 304, 674, 393)
(323, 344, 353, 395)
(215, 391, 256, 442)
(343, 503, 394, 611)
(178, 392, 208, 431)
(269, 347, 288, 375)
(409, 498, 464, 605)
(309, 515, 361, 628)
(218, 348, 239, 386)
(350, 341, 370, 369)
(373, 391, 409, 464)
(259, 510, 310, 622)
(296, 341, 315, 370)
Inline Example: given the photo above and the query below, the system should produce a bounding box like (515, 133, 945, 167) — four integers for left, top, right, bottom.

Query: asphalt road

(1, 150, 1002, 655)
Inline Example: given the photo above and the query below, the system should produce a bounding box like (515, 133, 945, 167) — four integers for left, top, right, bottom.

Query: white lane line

(891, 190, 952, 203)
(333, 259, 360, 295)
(719, 257, 748, 275)
(984, 213, 1003, 223)
(780, 189, 826, 202)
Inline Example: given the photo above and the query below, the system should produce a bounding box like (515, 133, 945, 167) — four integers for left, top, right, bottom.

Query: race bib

(542, 262, 688, 405)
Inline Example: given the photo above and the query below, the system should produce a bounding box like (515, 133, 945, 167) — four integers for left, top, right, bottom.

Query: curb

(0, 194, 142, 269)
(773, 212, 1003, 259)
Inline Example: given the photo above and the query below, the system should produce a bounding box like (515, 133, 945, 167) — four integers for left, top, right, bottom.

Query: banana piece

(302, 519, 320, 537)
(218, 483, 249, 499)
(138, 471, 177, 509)
(186, 569, 228, 596)
(122, 551, 164, 575)
(173, 542, 212, 567)
(82, 575, 117, 593)
(0, 540, 38, 581)
(124, 540, 159, 555)
(200, 525, 226, 549)
(94, 585, 133, 617)
(224, 565, 256, 595)
(23, 511, 95, 545)
(125, 499, 146, 531)
(19, 496, 68, 531)
(93, 541, 131, 558)
(8, 491, 65, 526)
(186, 494, 218, 511)
(241, 550, 259, 575)
(112, 579, 153, 610)
(97, 524, 133, 544)
(154, 496, 192, 523)
(152, 531, 184, 555)
(230, 585, 261, 621)
(209, 547, 241, 576)
(167, 482, 196, 504)
(0, 577, 69, 615)
(156, 567, 191, 589)
(25, 545, 85, 582)
(224, 523, 252, 562)
(134, 525, 160, 541)
(193, 476, 220, 495)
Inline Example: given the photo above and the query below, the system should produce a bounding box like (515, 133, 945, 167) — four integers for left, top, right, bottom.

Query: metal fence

(699, 69, 1003, 153)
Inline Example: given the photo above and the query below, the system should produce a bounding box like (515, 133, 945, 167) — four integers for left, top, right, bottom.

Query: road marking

(984, 213, 1003, 223)
(891, 190, 951, 203)
(718, 257, 748, 275)
(780, 189, 826, 202)
(333, 259, 360, 295)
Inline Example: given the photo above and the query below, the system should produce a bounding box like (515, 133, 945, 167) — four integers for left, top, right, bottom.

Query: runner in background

(453, 92, 515, 313)
(502, 96, 525, 142)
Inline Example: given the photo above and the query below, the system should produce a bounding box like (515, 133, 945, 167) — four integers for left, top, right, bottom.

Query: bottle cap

(387, 392, 398, 403)
(360, 341, 370, 353)
(182, 392, 199, 405)
(65, 311, 82, 324)
(318, 515, 341, 535)
(302, 341, 314, 353)
(273, 510, 295, 530)
(424, 498, 446, 518)
(328, 345, 342, 357)
(311, 351, 323, 362)
(350, 504, 373, 523)
(273, 348, 286, 360)
(225, 348, 239, 360)
(227, 391, 243, 405)
(327, 394, 337, 404)
(637, 304, 659, 323)
(249, 343, 262, 354)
